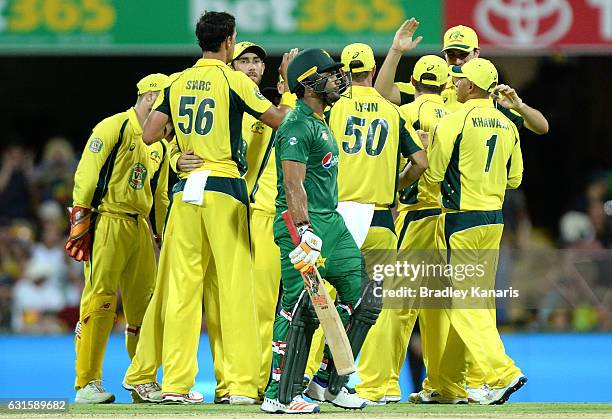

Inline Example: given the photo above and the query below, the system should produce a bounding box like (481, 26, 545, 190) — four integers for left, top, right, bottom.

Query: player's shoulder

(94, 110, 129, 132)
(277, 112, 310, 137)
(437, 106, 466, 129)
(395, 81, 415, 94)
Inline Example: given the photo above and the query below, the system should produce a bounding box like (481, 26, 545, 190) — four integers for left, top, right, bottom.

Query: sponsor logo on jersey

(129, 163, 148, 190)
(150, 150, 161, 164)
(289, 136, 298, 145)
(321, 131, 329, 141)
(129, 143, 136, 151)
(254, 87, 267, 100)
(321, 152, 338, 169)
(89, 138, 103, 153)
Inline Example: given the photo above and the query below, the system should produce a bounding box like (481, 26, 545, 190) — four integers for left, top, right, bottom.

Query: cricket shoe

(361, 397, 386, 406)
(418, 390, 467, 404)
(261, 395, 320, 414)
(384, 395, 401, 403)
(408, 390, 429, 403)
(229, 395, 257, 405)
(214, 394, 230, 404)
(122, 381, 163, 403)
(75, 380, 115, 404)
(162, 390, 204, 404)
(305, 377, 366, 410)
(480, 374, 527, 405)
(467, 384, 490, 404)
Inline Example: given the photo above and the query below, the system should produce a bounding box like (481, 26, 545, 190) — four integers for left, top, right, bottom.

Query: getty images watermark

(371, 260, 519, 303)
(361, 248, 612, 312)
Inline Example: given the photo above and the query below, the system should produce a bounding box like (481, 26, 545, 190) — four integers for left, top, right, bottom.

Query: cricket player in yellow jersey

(66, 73, 170, 404)
(232, 43, 285, 400)
(419, 58, 526, 405)
(132, 11, 290, 404)
(169, 41, 290, 403)
(374, 19, 548, 402)
(302, 43, 428, 398)
(375, 19, 549, 134)
(353, 55, 450, 404)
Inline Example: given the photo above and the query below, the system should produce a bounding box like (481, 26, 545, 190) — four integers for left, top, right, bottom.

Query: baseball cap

(450, 58, 498, 92)
(412, 55, 448, 86)
(287, 48, 343, 93)
(442, 25, 479, 52)
(137, 73, 170, 95)
(341, 43, 375, 73)
(233, 41, 266, 61)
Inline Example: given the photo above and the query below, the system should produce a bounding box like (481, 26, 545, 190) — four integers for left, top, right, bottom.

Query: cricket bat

(281, 210, 355, 376)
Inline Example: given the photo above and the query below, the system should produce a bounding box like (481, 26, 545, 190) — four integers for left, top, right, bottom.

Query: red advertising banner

(445, 0, 612, 53)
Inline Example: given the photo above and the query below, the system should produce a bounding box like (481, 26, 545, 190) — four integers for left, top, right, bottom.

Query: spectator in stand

(0, 141, 35, 222)
(33, 137, 77, 208)
(12, 259, 65, 333)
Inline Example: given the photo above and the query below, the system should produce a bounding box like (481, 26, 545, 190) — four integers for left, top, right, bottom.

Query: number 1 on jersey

(485, 134, 498, 172)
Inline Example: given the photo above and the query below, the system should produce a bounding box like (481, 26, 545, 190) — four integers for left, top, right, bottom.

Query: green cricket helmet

(287, 48, 351, 103)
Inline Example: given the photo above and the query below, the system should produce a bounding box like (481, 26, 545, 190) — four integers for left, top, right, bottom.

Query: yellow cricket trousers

(355, 208, 441, 401)
(434, 210, 521, 398)
(75, 212, 155, 389)
(134, 177, 260, 397)
(250, 209, 281, 394)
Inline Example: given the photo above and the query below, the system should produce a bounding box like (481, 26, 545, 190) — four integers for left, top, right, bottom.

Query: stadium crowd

(0, 135, 609, 335)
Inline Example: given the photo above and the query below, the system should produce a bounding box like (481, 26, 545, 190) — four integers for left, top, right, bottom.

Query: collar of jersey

(416, 93, 445, 105)
(351, 85, 378, 96)
(194, 58, 227, 67)
(296, 99, 326, 121)
(464, 98, 495, 109)
(128, 107, 142, 136)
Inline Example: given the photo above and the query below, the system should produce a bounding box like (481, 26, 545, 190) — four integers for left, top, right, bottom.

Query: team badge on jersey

(289, 136, 298, 145)
(129, 163, 148, 190)
(251, 121, 265, 135)
(89, 138, 103, 153)
(321, 131, 329, 141)
(321, 152, 338, 169)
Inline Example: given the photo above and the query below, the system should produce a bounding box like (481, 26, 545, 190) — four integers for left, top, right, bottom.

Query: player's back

(330, 85, 411, 208)
(397, 94, 449, 211)
(164, 58, 271, 179)
(435, 99, 522, 211)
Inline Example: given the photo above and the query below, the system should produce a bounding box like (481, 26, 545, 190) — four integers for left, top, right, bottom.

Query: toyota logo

(475, 0, 573, 48)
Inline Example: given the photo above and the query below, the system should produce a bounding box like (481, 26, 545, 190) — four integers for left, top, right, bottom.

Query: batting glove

(65, 206, 94, 262)
(289, 225, 322, 268)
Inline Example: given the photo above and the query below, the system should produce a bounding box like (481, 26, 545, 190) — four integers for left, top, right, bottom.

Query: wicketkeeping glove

(289, 225, 322, 269)
(65, 206, 94, 262)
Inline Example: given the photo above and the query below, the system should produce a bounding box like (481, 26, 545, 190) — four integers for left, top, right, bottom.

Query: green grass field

(32, 402, 612, 418)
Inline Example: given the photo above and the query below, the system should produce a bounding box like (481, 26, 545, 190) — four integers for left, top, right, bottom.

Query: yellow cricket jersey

(73, 107, 170, 234)
(396, 79, 525, 127)
(247, 92, 297, 214)
(328, 85, 422, 208)
(396, 80, 460, 113)
(244, 113, 274, 193)
(397, 94, 450, 211)
(243, 113, 276, 214)
(424, 98, 523, 211)
(155, 58, 273, 180)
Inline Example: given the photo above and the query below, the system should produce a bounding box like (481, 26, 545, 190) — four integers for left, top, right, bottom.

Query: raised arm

(374, 18, 423, 105)
(492, 84, 549, 135)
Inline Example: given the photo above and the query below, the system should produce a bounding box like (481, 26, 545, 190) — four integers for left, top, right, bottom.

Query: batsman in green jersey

(261, 49, 380, 414)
